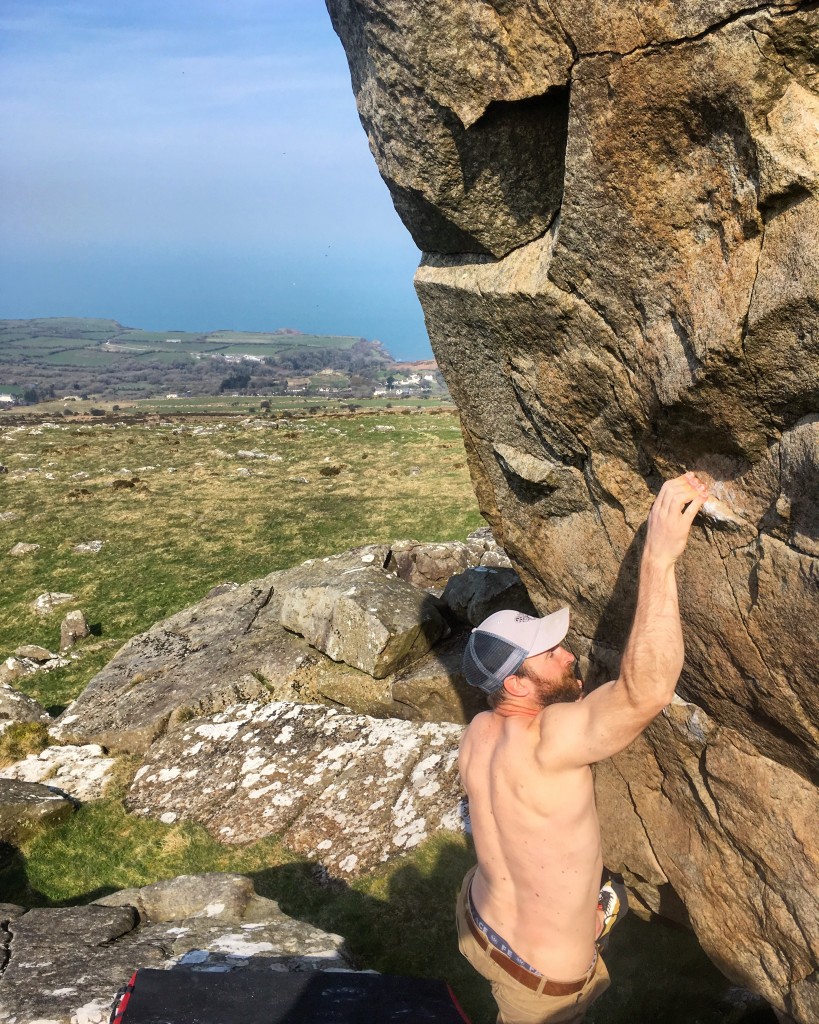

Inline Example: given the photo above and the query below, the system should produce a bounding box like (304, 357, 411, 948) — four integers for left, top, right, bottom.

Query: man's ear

(503, 673, 528, 697)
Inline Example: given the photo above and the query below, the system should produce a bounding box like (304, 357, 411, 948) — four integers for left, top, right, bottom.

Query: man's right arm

(537, 473, 708, 768)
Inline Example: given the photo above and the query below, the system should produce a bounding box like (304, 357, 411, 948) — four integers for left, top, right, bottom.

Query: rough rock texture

(1, 744, 116, 802)
(327, 2, 819, 1019)
(32, 591, 75, 616)
(13, 645, 55, 662)
(60, 608, 91, 650)
(0, 683, 51, 731)
(52, 547, 389, 753)
(8, 543, 39, 557)
(386, 539, 472, 589)
(595, 698, 819, 1024)
(0, 873, 351, 1024)
(442, 565, 538, 626)
(0, 778, 74, 845)
(391, 631, 485, 723)
(279, 566, 447, 678)
(127, 702, 464, 877)
(53, 539, 511, 752)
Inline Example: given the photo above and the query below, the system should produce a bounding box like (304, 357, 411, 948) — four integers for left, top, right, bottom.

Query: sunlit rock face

(327, 2, 819, 1020)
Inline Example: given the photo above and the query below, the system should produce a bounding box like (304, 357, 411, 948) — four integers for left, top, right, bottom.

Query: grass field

(0, 319, 366, 362)
(0, 406, 772, 1023)
(0, 406, 476, 709)
(2, 395, 455, 418)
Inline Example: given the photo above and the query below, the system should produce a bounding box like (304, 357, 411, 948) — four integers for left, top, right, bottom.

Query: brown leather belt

(465, 904, 592, 996)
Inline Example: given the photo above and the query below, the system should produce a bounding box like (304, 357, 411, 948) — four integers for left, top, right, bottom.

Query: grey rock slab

(390, 631, 485, 725)
(385, 539, 473, 590)
(73, 540, 104, 553)
(0, 683, 51, 727)
(32, 592, 76, 616)
(2, 744, 115, 802)
(0, 874, 350, 1024)
(127, 702, 465, 876)
(0, 778, 75, 845)
(52, 547, 392, 754)
(13, 644, 56, 662)
(60, 608, 91, 651)
(441, 566, 538, 626)
(8, 543, 39, 556)
(279, 566, 447, 678)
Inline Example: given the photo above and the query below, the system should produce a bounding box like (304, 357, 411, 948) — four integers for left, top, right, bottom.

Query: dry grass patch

(0, 722, 49, 767)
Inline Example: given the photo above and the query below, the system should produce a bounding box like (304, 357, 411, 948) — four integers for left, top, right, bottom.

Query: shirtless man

(456, 472, 709, 1024)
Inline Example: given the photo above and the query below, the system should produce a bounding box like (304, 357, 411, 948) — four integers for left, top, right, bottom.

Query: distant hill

(0, 318, 445, 403)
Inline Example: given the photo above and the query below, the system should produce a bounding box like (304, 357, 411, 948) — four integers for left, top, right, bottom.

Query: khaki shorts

(455, 867, 610, 1024)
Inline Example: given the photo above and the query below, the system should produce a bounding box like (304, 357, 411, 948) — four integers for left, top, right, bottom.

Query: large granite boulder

(327, 2, 819, 1020)
(279, 566, 447, 678)
(127, 702, 464, 878)
(52, 547, 392, 753)
(53, 539, 512, 753)
(0, 873, 351, 1024)
(595, 697, 819, 1024)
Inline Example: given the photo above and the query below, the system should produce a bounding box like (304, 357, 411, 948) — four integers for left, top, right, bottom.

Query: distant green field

(37, 350, 127, 367)
(209, 331, 360, 349)
(3, 395, 453, 417)
(110, 330, 206, 344)
(1, 336, 97, 351)
(0, 318, 120, 341)
(0, 320, 370, 367)
(0, 317, 435, 407)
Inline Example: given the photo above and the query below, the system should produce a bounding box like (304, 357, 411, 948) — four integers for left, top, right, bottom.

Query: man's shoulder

(461, 709, 493, 742)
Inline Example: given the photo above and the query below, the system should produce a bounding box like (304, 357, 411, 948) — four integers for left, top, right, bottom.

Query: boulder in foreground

(0, 873, 350, 1024)
(127, 702, 465, 878)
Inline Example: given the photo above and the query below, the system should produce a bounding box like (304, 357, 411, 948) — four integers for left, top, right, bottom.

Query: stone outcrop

(279, 566, 447, 678)
(0, 873, 351, 1024)
(127, 702, 464, 878)
(0, 779, 74, 846)
(327, 2, 819, 1020)
(52, 536, 523, 752)
(441, 565, 537, 626)
(595, 698, 819, 1024)
(2, 744, 116, 802)
(60, 609, 91, 650)
(0, 684, 51, 732)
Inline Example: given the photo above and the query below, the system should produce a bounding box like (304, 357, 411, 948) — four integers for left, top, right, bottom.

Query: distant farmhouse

(0, 394, 16, 406)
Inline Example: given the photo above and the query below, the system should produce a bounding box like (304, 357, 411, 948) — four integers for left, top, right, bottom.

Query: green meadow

(0, 406, 770, 1024)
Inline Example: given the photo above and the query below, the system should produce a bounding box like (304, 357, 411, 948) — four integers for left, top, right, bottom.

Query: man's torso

(459, 709, 603, 981)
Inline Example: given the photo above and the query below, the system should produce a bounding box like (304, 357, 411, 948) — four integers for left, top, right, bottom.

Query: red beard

(535, 667, 582, 708)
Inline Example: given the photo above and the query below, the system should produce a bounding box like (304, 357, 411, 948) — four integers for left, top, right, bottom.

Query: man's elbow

(620, 675, 677, 718)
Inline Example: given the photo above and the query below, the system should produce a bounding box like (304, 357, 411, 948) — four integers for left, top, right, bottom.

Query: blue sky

(0, 0, 431, 358)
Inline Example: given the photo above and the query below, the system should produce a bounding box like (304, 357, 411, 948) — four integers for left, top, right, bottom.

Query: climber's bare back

(459, 707, 603, 981)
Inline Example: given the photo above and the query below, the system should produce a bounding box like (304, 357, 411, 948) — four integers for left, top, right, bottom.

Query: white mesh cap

(462, 608, 570, 694)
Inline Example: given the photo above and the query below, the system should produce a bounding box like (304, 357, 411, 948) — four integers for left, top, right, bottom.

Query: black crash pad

(113, 968, 471, 1023)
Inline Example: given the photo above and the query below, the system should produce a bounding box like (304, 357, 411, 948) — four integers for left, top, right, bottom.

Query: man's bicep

(540, 680, 668, 768)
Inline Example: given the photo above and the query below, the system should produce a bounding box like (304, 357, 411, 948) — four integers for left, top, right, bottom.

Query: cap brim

(526, 607, 570, 658)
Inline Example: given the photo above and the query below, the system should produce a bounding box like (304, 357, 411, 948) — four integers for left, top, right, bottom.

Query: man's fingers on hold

(682, 494, 707, 523)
